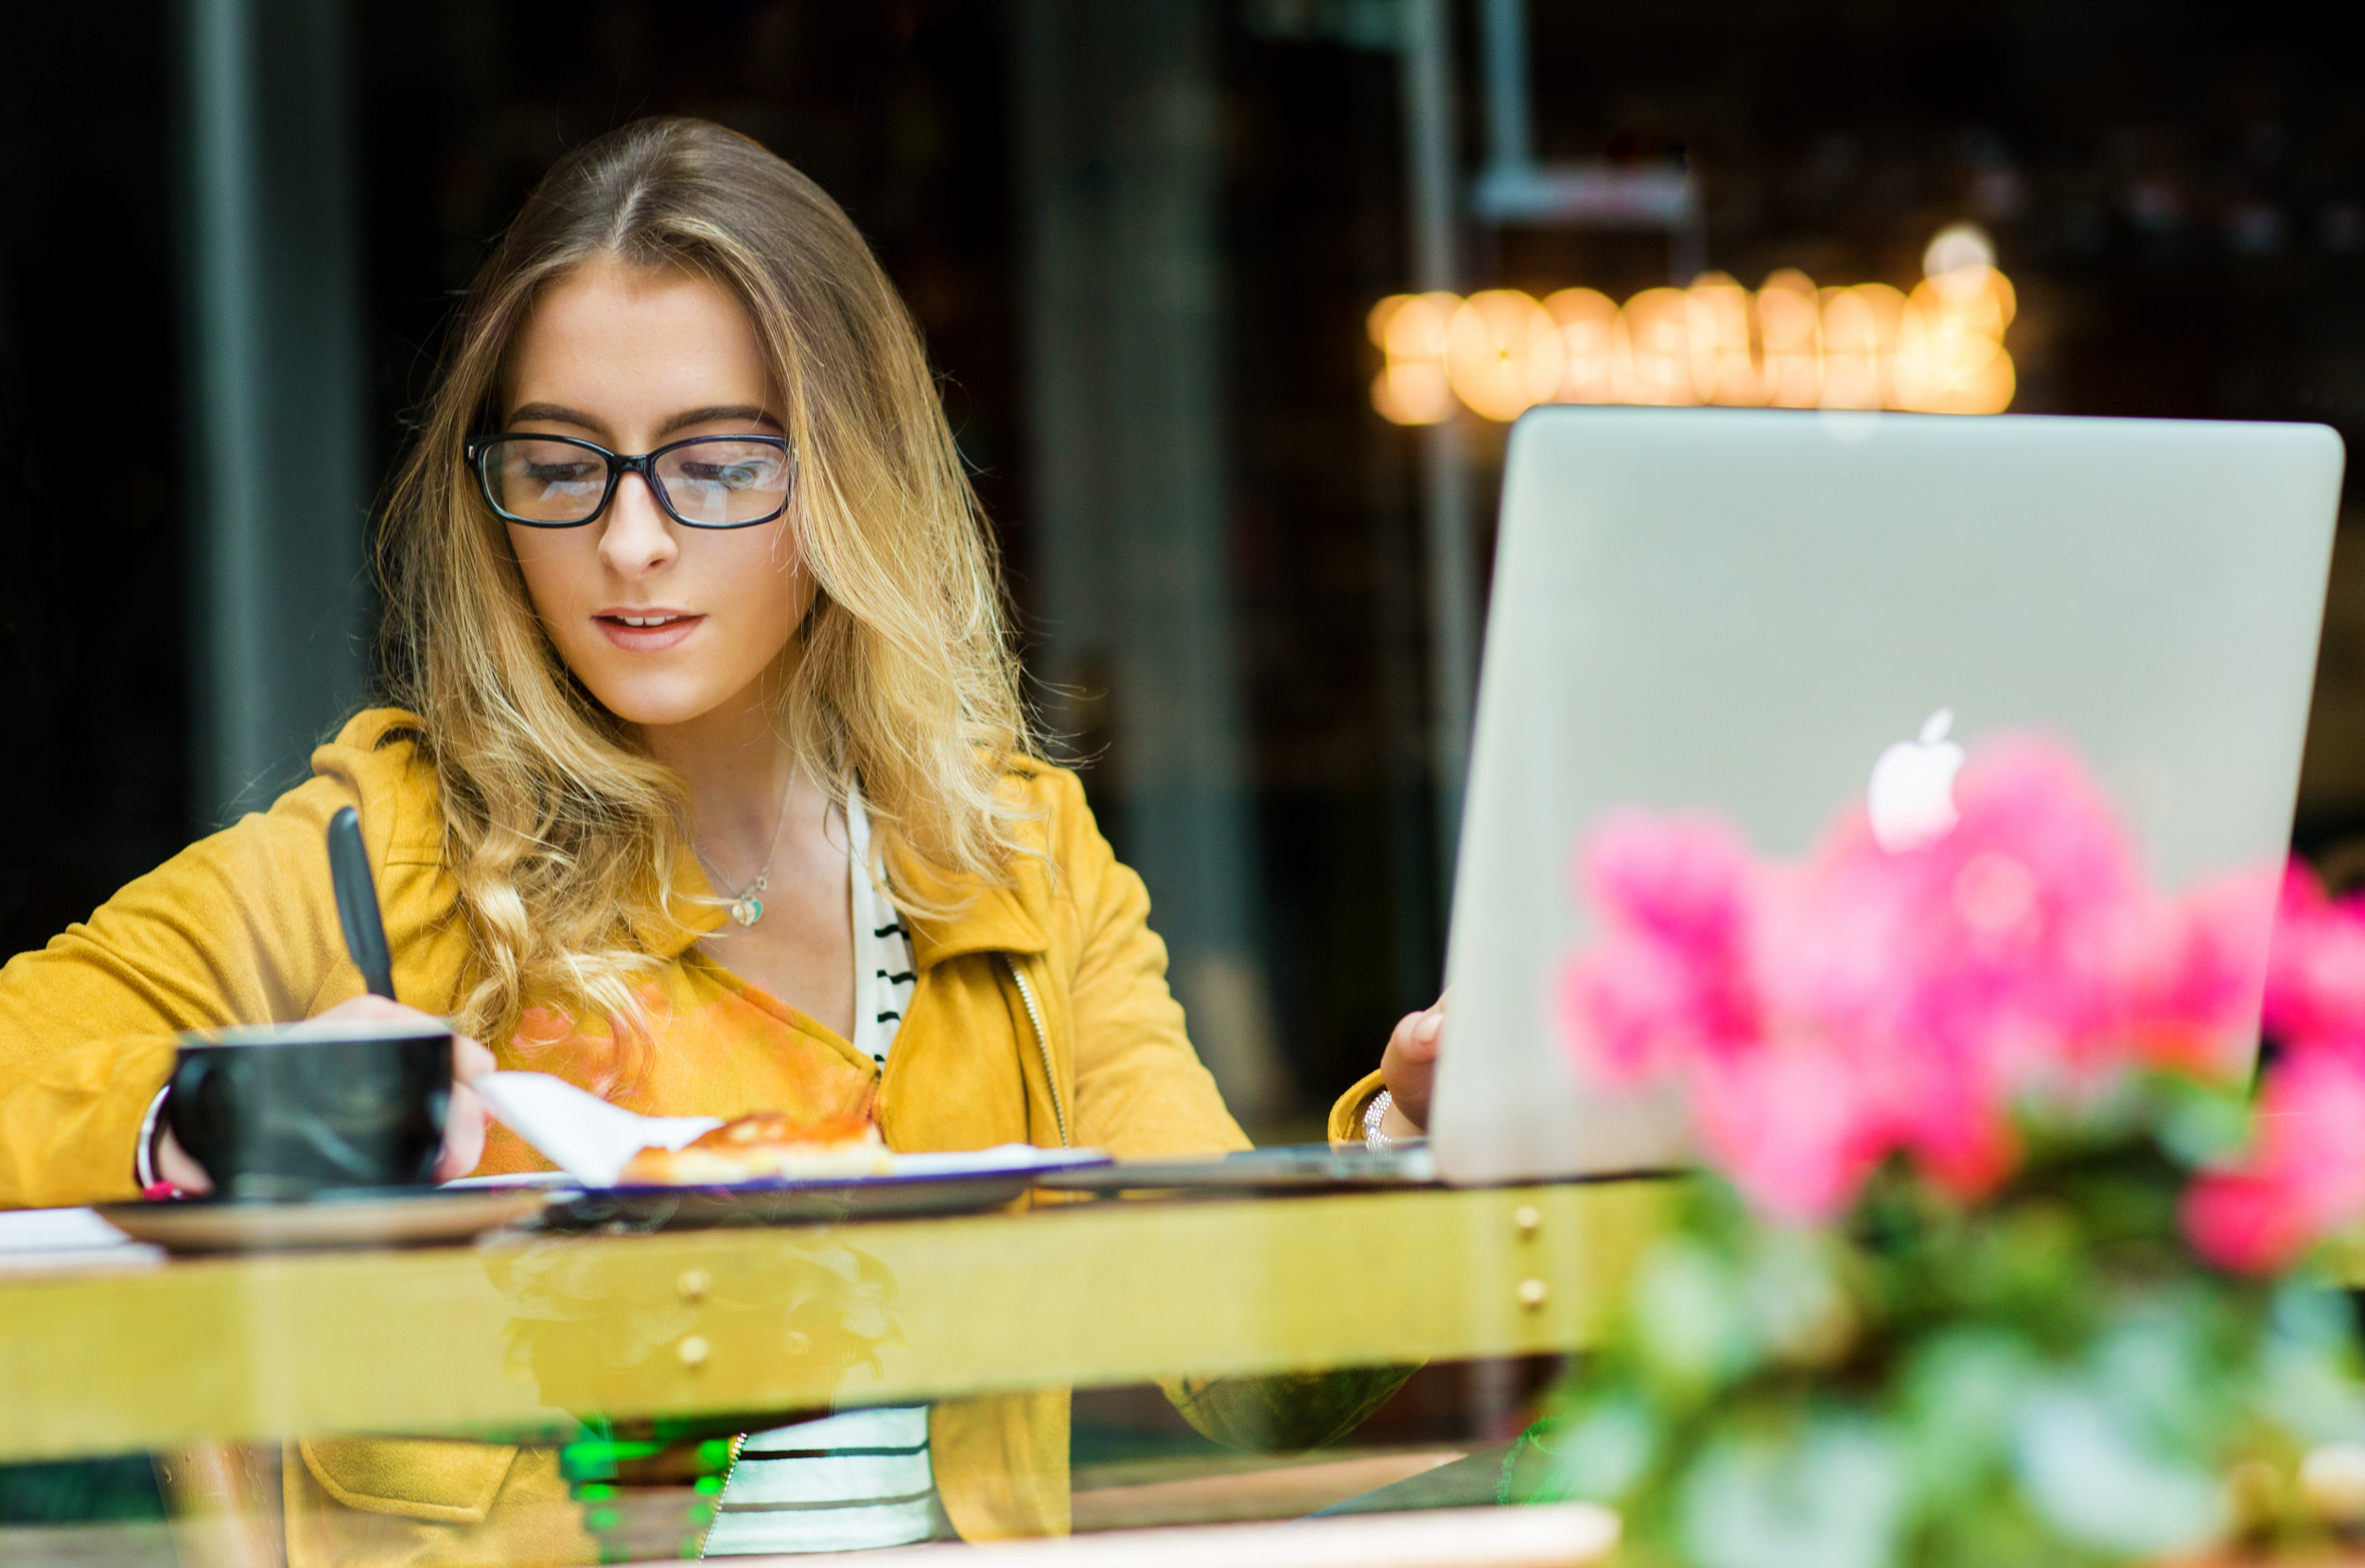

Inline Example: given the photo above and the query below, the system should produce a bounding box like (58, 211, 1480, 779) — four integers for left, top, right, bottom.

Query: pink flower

(2182, 871, 2365, 1272)
(1559, 811, 1763, 1081)
(2185, 1043, 2365, 1273)
(2264, 866, 2365, 1064)
(1557, 739, 2282, 1224)
(2126, 870, 2279, 1077)
(1689, 1043, 1890, 1225)
(2181, 1172, 2315, 1277)
(1785, 741, 2151, 1089)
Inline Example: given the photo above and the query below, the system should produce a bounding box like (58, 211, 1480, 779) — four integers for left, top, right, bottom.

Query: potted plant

(1509, 739, 2365, 1568)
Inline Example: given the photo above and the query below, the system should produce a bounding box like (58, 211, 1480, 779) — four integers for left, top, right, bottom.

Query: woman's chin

(582, 678, 746, 733)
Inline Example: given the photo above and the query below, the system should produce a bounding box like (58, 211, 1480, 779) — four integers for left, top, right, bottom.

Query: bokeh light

(1370, 224, 2017, 423)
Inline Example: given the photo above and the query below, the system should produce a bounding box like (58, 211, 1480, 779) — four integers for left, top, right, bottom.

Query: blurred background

(2, 0, 2362, 1145)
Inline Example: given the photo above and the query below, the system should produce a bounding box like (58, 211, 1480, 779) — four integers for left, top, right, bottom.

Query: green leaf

(1895, 1327, 2038, 1504)
(1676, 1414, 1908, 1568)
(2010, 1385, 2228, 1556)
(1634, 1236, 1760, 1395)
(2152, 1078, 2253, 1169)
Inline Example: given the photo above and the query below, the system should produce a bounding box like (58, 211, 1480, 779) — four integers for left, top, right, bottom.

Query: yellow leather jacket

(0, 709, 1392, 1559)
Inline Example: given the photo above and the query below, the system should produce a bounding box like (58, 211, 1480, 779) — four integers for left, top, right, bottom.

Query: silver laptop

(1432, 409, 2345, 1185)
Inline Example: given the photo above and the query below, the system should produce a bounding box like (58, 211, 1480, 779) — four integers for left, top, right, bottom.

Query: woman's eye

(679, 461, 763, 490)
(522, 461, 600, 487)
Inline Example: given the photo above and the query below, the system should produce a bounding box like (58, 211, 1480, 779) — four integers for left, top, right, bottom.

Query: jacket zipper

(1004, 955, 1069, 1147)
(700, 1433, 748, 1559)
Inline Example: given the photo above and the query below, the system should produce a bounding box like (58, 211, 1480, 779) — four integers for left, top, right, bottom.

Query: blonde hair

(377, 117, 1030, 1075)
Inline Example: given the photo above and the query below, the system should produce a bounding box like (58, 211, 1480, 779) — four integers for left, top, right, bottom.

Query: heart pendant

(730, 895, 763, 927)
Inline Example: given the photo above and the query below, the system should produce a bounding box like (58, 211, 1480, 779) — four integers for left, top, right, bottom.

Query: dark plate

(99, 1185, 547, 1254)
(1032, 1141, 1441, 1194)
(534, 1149, 1113, 1231)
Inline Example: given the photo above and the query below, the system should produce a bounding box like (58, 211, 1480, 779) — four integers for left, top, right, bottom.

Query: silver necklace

(699, 775, 794, 928)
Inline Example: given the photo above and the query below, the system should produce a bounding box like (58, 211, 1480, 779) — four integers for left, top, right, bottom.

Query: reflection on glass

(486, 1222, 907, 1557)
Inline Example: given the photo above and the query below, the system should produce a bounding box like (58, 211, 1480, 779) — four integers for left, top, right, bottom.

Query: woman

(0, 119, 1440, 1559)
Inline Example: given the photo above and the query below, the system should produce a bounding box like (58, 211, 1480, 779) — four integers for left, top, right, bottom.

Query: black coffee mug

(166, 1019, 454, 1200)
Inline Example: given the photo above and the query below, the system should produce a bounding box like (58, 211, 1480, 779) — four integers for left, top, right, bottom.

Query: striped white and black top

(704, 1405, 938, 1556)
(703, 795, 940, 1557)
(846, 796, 918, 1072)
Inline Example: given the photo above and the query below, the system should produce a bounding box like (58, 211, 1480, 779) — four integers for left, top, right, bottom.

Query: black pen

(326, 806, 397, 1001)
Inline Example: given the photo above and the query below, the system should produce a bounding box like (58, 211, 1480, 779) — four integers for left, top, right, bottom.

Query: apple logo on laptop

(1867, 708, 1964, 852)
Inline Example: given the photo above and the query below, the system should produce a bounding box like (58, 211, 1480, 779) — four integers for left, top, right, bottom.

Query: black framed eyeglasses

(464, 432, 796, 530)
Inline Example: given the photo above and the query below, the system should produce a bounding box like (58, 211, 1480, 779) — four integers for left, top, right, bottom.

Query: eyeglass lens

(481, 437, 791, 527)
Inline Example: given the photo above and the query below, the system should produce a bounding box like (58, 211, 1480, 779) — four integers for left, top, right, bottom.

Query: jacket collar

(884, 835, 1049, 969)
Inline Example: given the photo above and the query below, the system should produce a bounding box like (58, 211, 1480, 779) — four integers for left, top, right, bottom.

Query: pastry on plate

(620, 1113, 894, 1186)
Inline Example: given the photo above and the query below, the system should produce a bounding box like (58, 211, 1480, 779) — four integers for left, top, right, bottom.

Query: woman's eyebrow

(657, 405, 782, 437)
(506, 402, 604, 431)
(502, 402, 781, 439)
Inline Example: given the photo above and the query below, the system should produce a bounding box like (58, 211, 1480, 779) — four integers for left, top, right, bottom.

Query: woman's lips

(594, 613, 705, 652)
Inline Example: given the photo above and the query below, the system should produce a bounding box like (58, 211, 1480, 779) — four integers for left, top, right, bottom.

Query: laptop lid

(1432, 409, 2344, 1185)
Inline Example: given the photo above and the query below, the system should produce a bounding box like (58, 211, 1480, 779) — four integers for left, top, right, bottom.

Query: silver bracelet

(133, 1085, 171, 1191)
(1361, 1088, 1395, 1148)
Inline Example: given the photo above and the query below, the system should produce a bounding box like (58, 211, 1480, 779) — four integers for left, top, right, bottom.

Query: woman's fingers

(437, 1034, 495, 1181)
(1403, 1005, 1444, 1057)
(435, 1073, 490, 1183)
(1379, 996, 1446, 1132)
(313, 994, 436, 1027)
(153, 1127, 215, 1195)
(452, 1032, 497, 1086)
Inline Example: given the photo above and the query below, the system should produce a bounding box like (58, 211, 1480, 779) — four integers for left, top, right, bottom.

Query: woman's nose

(597, 472, 679, 577)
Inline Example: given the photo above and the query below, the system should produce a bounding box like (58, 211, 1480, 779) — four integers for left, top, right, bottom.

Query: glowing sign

(1371, 224, 2017, 424)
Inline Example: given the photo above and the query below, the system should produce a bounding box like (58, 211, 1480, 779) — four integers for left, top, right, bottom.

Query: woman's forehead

(505, 257, 776, 432)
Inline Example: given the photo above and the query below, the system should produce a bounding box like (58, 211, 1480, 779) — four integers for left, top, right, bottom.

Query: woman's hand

(1375, 996, 1445, 1139)
(153, 997, 496, 1194)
